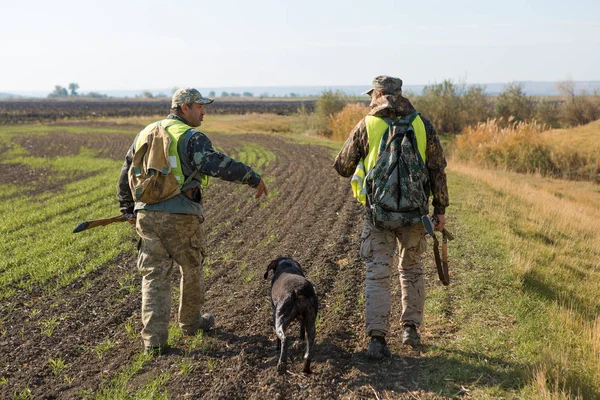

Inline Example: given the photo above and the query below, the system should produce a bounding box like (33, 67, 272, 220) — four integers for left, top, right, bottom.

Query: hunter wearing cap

(334, 76, 449, 359)
(117, 88, 268, 355)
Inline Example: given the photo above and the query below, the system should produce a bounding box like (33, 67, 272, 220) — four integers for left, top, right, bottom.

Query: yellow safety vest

(351, 114, 426, 205)
(135, 119, 209, 188)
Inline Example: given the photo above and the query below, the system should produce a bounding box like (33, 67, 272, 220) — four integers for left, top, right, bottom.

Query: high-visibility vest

(351, 114, 426, 205)
(135, 119, 209, 187)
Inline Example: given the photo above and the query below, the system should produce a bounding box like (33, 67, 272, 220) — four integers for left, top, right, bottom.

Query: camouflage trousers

(136, 211, 206, 348)
(360, 220, 427, 337)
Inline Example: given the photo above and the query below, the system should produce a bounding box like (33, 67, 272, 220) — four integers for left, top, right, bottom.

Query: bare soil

(1, 127, 447, 399)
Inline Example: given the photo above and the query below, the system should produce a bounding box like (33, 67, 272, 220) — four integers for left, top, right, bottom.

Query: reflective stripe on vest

(351, 114, 426, 205)
(135, 119, 209, 187)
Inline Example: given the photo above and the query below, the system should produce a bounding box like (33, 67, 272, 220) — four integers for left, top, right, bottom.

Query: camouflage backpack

(128, 122, 197, 205)
(365, 112, 430, 229)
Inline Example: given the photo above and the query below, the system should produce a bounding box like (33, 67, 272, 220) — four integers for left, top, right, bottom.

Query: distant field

(0, 99, 318, 125)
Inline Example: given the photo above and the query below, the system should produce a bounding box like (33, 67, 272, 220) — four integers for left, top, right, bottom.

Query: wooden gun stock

(72, 214, 135, 233)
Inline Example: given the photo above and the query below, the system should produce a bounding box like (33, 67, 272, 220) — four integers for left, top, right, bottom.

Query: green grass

(418, 164, 600, 398)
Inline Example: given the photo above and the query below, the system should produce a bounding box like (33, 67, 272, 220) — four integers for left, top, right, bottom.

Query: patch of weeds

(48, 358, 68, 376)
(242, 271, 255, 284)
(187, 330, 213, 355)
(259, 233, 276, 248)
(177, 358, 196, 375)
(96, 352, 153, 399)
(13, 387, 32, 400)
(167, 323, 183, 347)
(28, 308, 41, 318)
(132, 372, 170, 400)
(0, 376, 7, 385)
(203, 265, 215, 279)
(94, 339, 116, 360)
(124, 318, 138, 341)
(64, 375, 75, 385)
(314, 313, 322, 333)
(40, 317, 60, 337)
(207, 358, 217, 373)
(117, 272, 136, 294)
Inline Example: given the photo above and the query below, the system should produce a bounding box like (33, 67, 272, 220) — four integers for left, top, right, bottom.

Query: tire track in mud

(1, 130, 431, 399)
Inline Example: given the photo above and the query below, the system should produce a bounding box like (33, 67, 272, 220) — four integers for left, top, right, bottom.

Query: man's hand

(124, 212, 136, 225)
(254, 179, 268, 199)
(433, 214, 446, 232)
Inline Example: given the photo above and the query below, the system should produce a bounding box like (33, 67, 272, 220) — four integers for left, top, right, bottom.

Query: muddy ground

(1, 124, 450, 399)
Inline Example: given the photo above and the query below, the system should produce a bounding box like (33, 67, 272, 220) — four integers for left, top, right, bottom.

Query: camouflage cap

(362, 75, 403, 96)
(171, 88, 214, 108)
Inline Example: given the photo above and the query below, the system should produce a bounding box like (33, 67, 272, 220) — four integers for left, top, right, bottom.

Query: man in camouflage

(334, 76, 449, 359)
(117, 88, 268, 354)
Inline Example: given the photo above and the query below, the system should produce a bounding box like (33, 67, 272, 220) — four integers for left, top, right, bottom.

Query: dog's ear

(264, 259, 279, 279)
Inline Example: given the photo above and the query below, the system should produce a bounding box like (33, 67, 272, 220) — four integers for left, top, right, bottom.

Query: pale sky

(1, 0, 599, 93)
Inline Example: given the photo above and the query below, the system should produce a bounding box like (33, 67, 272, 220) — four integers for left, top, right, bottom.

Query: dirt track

(1, 128, 445, 399)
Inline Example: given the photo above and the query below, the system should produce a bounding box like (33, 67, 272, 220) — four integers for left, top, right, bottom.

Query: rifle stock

(73, 214, 134, 233)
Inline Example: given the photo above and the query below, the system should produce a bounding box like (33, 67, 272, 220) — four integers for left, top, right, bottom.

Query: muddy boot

(367, 336, 391, 360)
(401, 324, 421, 347)
(182, 313, 215, 336)
(198, 313, 215, 332)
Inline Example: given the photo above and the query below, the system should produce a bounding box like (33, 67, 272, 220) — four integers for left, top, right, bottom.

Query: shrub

(557, 81, 600, 127)
(494, 82, 535, 124)
(413, 79, 464, 134)
(535, 98, 562, 128)
(327, 103, 370, 142)
(315, 89, 348, 136)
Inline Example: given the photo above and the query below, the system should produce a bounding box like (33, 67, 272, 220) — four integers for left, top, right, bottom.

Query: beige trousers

(360, 219, 427, 337)
(136, 211, 205, 348)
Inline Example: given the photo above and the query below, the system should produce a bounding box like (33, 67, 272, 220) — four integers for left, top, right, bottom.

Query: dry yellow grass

(542, 119, 600, 159)
(327, 103, 370, 142)
(453, 118, 600, 180)
(450, 162, 600, 397)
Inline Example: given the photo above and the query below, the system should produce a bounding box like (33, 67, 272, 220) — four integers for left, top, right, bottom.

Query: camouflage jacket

(333, 94, 449, 215)
(117, 114, 261, 215)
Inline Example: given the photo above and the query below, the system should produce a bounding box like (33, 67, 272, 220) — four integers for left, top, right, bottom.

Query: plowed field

(1, 123, 451, 399)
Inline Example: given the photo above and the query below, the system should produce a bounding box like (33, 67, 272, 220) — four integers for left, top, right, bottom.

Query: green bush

(315, 89, 348, 136)
(494, 82, 535, 124)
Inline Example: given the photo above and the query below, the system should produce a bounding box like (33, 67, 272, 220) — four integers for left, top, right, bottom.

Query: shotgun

(422, 215, 453, 286)
(72, 213, 135, 233)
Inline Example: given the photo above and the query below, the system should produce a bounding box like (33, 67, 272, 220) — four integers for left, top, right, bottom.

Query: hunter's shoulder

(416, 114, 438, 136)
(186, 129, 212, 147)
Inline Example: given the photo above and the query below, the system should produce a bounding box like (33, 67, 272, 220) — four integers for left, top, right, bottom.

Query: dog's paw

(302, 360, 312, 374)
(276, 362, 287, 375)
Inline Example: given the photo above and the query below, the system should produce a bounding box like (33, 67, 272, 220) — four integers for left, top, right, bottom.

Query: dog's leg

(299, 320, 306, 341)
(275, 321, 288, 375)
(272, 307, 280, 351)
(302, 309, 316, 374)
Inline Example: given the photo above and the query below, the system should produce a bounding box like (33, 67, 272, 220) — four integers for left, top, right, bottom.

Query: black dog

(264, 257, 318, 374)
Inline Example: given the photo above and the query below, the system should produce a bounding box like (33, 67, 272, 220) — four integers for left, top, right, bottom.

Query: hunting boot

(401, 323, 421, 347)
(367, 335, 392, 360)
(182, 313, 215, 336)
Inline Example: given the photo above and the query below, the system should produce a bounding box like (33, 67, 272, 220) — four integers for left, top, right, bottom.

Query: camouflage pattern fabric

(136, 210, 206, 348)
(360, 219, 426, 336)
(366, 113, 429, 228)
(363, 75, 403, 96)
(333, 94, 449, 215)
(171, 88, 214, 107)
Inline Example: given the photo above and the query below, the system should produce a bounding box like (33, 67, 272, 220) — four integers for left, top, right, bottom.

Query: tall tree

(68, 83, 79, 96)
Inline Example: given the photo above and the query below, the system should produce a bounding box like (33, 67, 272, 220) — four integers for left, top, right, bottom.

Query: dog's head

(264, 257, 304, 280)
